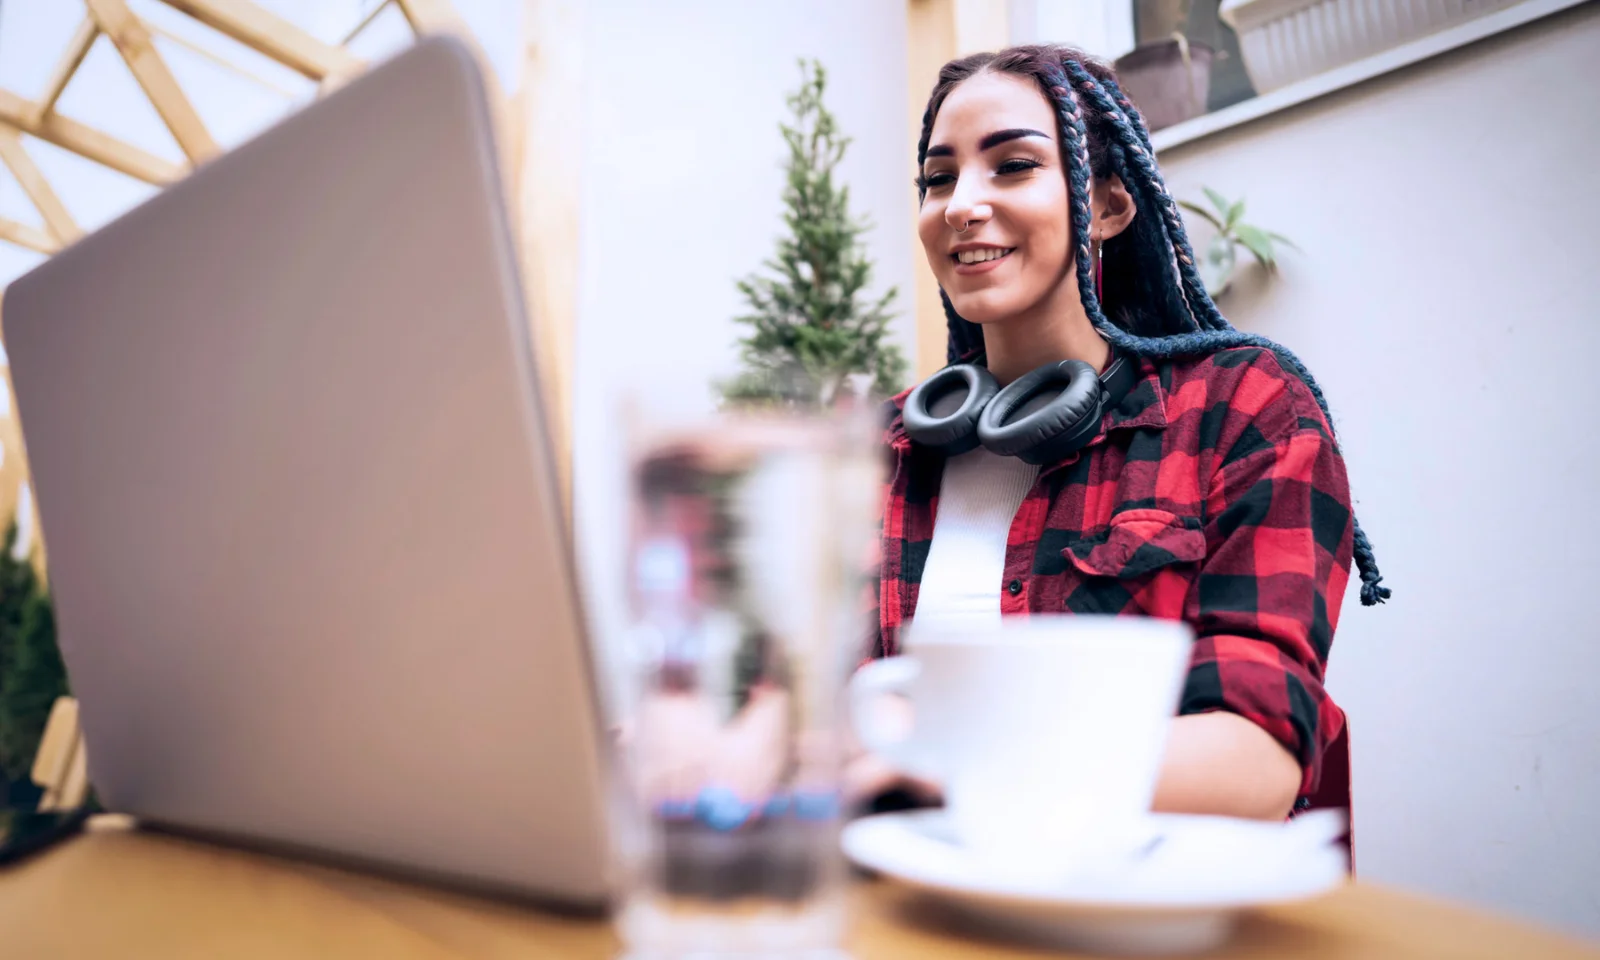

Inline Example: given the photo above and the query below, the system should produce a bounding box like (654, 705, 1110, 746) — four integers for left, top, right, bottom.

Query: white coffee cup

(849, 614, 1194, 882)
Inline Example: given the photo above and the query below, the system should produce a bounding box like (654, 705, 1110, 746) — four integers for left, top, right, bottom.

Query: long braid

(1094, 74, 1213, 334)
(918, 77, 988, 363)
(1100, 140, 1201, 334)
(1094, 143, 1199, 336)
(941, 288, 982, 364)
(1100, 75, 1157, 171)
(914, 101, 936, 202)
(1097, 69, 1220, 332)
(1062, 61, 1228, 335)
(1075, 73, 1208, 334)
(1039, 63, 1101, 348)
(1082, 68, 1226, 334)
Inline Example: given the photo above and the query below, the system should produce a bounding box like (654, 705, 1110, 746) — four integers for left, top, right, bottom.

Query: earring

(1094, 236, 1104, 303)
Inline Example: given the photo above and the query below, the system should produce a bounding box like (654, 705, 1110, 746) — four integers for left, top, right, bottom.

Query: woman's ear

(1091, 175, 1137, 242)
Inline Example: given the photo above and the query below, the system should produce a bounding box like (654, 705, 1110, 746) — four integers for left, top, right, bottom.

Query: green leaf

(1177, 199, 1224, 231)
(1203, 186, 1231, 217)
(1233, 223, 1277, 269)
(1225, 199, 1245, 231)
(1266, 230, 1302, 253)
(0, 521, 66, 782)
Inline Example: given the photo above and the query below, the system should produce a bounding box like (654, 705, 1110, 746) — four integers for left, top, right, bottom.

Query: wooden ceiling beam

(339, 0, 394, 46)
(394, 0, 471, 36)
(0, 219, 60, 256)
(0, 92, 184, 186)
(0, 129, 81, 244)
(156, 0, 364, 81)
(145, 20, 302, 99)
(515, 0, 583, 513)
(86, 0, 220, 164)
(0, 0, 480, 227)
(28, 17, 99, 129)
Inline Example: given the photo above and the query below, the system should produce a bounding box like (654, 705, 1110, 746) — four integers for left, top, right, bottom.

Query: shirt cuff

(1177, 636, 1331, 797)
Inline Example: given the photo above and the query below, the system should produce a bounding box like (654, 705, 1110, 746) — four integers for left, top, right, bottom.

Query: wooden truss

(0, 0, 466, 244)
(0, 0, 583, 555)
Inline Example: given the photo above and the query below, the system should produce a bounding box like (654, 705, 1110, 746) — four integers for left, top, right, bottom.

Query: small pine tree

(721, 60, 908, 409)
(0, 521, 66, 783)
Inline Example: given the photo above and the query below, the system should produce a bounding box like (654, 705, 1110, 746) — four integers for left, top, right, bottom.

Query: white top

(913, 447, 1040, 625)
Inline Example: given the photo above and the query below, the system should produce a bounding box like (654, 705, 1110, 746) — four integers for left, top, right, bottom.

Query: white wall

(1158, 4, 1600, 937)
(571, 1, 914, 708)
(1025, 0, 1135, 59)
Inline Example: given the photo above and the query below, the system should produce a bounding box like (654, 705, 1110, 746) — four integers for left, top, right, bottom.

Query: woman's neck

(982, 295, 1110, 385)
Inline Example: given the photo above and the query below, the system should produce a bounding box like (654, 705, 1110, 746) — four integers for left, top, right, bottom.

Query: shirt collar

(1102, 355, 1168, 433)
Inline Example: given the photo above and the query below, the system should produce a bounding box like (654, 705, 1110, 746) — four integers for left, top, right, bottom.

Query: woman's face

(918, 71, 1075, 327)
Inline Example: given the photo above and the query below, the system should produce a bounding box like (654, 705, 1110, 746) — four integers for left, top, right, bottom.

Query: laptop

(1, 36, 615, 907)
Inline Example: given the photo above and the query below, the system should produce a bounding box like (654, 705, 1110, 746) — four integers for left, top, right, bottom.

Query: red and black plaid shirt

(870, 346, 1353, 799)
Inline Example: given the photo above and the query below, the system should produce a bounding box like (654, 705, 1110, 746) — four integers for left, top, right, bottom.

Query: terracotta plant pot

(1114, 39, 1215, 132)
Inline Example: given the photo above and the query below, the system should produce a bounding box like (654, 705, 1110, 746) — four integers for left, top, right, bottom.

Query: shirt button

(1007, 579, 1023, 596)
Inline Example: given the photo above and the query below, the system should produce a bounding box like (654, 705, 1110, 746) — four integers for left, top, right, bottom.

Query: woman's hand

(841, 692, 943, 808)
(844, 752, 942, 807)
(628, 689, 720, 807)
(708, 684, 792, 803)
(625, 681, 945, 814)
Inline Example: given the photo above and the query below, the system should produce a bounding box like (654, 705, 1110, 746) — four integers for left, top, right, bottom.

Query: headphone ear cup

(977, 360, 1105, 465)
(903, 364, 999, 456)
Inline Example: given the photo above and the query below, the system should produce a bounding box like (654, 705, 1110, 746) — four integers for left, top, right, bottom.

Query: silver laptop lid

(2, 37, 612, 904)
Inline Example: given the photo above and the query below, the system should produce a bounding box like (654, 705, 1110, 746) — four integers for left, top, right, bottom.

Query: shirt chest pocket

(1053, 509, 1208, 618)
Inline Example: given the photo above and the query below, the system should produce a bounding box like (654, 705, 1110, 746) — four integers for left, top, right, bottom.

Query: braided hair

(917, 45, 1389, 606)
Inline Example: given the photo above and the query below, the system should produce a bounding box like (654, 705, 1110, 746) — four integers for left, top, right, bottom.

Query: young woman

(851, 45, 1388, 821)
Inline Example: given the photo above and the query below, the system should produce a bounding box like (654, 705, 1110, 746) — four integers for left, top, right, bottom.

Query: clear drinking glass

(610, 403, 879, 960)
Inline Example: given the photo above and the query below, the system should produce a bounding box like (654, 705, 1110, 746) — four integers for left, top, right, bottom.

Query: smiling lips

(951, 245, 1015, 275)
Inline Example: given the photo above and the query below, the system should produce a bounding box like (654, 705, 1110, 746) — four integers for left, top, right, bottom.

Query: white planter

(1220, 0, 1526, 93)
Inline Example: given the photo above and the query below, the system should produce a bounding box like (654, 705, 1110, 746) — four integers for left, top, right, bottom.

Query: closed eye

(998, 158, 1041, 175)
(921, 161, 1035, 192)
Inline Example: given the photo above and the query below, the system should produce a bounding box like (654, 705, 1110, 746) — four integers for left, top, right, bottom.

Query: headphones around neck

(902, 350, 1140, 466)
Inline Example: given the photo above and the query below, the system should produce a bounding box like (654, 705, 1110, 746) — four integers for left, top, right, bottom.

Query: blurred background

(0, 0, 1596, 942)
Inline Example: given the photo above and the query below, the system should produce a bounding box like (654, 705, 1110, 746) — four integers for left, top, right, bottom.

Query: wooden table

(2, 817, 1595, 959)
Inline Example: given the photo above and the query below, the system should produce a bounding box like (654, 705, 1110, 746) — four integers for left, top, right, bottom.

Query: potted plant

(0, 520, 65, 793)
(1114, 0, 1215, 132)
(1178, 187, 1298, 297)
(719, 60, 906, 409)
(1221, 0, 1523, 94)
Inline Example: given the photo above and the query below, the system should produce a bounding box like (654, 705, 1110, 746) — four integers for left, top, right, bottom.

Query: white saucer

(841, 809, 1349, 956)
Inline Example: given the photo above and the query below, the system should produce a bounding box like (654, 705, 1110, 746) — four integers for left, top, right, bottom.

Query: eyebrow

(925, 128, 1052, 158)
